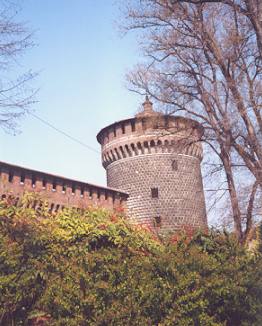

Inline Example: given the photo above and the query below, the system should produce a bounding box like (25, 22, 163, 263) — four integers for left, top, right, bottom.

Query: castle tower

(97, 97, 207, 234)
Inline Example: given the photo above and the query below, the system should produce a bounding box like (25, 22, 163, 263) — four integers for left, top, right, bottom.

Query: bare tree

(122, 0, 262, 242)
(0, 0, 36, 133)
(168, 0, 262, 58)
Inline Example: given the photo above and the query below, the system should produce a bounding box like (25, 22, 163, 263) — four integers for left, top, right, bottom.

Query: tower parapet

(97, 97, 207, 234)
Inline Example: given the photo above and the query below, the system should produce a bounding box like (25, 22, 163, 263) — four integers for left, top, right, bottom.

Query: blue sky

(0, 0, 142, 186)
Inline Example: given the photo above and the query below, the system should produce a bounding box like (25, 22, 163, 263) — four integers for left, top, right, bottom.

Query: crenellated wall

(97, 104, 208, 234)
(0, 161, 128, 212)
(97, 115, 203, 168)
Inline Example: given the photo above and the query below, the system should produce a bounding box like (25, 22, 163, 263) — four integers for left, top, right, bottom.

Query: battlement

(0, 161, 128, 212)
(97, 97, 207, 234)
(97, 114, 204, 168)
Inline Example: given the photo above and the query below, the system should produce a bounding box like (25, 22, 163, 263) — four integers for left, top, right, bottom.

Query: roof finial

(142, 94, 153, 114)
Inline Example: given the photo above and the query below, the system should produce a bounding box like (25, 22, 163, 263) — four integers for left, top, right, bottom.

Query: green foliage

(0, 195, 261, 325)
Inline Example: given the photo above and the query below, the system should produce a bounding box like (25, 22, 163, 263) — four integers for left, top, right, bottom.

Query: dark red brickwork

(97, 97, 208, 234)
(0, 161, 128, 212)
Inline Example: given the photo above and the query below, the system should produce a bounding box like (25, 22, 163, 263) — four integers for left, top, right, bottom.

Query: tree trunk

(221, 146, 243, 241)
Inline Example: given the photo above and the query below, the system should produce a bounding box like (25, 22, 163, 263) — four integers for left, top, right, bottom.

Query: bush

(0, 194, 261, 325)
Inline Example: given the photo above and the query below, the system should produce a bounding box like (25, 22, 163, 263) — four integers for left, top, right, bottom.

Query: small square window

(153, 216, 161, 227)
(172, 160, 178, 171)
(151, 187, 159, 198)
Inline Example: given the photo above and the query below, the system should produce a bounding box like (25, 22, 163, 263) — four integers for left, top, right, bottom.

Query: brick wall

(97, 111, 208, 234)
(0, 161, 128, 212)
(107, 153, 207, 233)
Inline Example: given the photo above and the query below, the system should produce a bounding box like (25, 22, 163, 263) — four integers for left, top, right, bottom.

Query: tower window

(153, 216, 161, 227)
(172, 160, 178, 171)
(151, 187, 159, 198)
(121, 124, 125, 134)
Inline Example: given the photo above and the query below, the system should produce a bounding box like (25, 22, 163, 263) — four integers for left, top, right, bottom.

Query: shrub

(0, 194, 261, 325)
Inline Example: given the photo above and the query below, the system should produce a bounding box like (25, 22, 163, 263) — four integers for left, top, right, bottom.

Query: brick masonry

(97, 97, 208, 234)
(106, 154, 207, 233)
(0, 161, 128, 212)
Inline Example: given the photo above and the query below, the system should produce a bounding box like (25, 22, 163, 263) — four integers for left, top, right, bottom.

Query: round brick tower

(97, 97, 207, 234)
